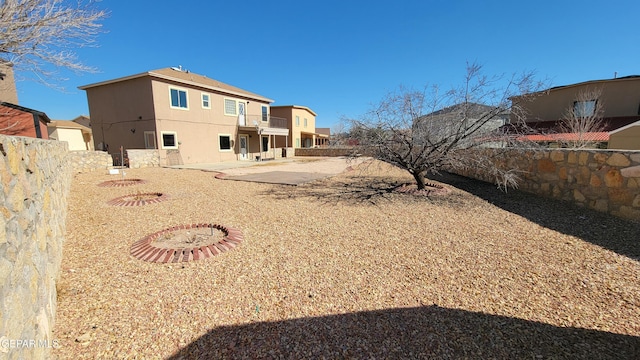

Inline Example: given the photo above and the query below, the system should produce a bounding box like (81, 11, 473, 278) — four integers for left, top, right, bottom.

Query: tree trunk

(412, 171, 427, 190)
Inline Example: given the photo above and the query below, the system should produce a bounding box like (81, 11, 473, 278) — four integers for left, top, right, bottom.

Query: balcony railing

(246, 115, 289, 129)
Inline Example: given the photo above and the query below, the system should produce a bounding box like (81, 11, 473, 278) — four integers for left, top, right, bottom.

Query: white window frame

(201, 93, 211, 109)
(295, 116, 300, 126)
(224, 98, 237, 116)
(304, 118, 308, 128)
(219, 134, 233, 152)
(169, 87, 189, 110)
(295, 138, 300, 148)
(144, 131, 157, 149)
(261, 105, 268, 122)
(160, 131, 178, 149)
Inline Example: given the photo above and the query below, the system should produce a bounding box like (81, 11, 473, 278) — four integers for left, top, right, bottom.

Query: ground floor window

(219, 134, 232, 151)
(262, 136, 269, 152)
(160, 131, 178, 149)
(295, 138, 300, 148)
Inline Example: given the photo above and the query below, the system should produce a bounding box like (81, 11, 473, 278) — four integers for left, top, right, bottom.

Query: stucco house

(0, 102, 50, 139)
(47, 120, 94, 150)
(71, 115, 91, 128)
(510, 75, 640, 149)
(271, 105, 329, 148)
(79, 67, 290, 165)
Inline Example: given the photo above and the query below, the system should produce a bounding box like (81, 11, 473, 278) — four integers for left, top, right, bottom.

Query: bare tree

(346, 63, 542, 190)
(0, 0, 106, 85)
(557, 88, 607, 148)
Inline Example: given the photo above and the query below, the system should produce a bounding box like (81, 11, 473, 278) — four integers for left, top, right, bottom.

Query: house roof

(609, 119, 640, 135)
(48, 120, 92, 133)
(271, 105, 317, 116)
(508, 116, 640, 133)
(512, 75, 640, 99)
(0, 102, 51, 123)
(520, 132, 610, 142)
(79, 67, 273, 103)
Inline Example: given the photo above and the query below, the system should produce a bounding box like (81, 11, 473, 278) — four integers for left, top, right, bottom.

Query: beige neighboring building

(71, 115, 91, 128)
(271, 105, 328, 148)
(510, 75, 640, 149)
(79, 67, 290, 165)
(609, 120, 640, 150)
(47, 120, 94, 150)
(0, 62, 18, 104)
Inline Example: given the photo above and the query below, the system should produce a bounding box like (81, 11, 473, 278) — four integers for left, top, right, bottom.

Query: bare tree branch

(557, 87, 607, 148)
(345, 63, 544, 190)
(0, 0, 107, 86)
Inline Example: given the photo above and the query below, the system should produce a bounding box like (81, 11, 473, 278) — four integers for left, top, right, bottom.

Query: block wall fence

(0, 135, 71, 359)
(454, 148, 640, 222)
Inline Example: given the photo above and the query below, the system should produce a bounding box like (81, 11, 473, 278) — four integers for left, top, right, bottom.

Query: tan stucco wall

(609, 126, 640, 150)
(49, 128, 88, 150)
(85, 76, 156, 151)
(151, 79, 271, 164)
(271, 106, 316, 148)
(0, 63, 18, 104)
(515, 78, 640, 122)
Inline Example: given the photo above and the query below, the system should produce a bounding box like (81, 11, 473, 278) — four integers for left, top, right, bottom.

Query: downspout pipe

(32, 112, 42, 138)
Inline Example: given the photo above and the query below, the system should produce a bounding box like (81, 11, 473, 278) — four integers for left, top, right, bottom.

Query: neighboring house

(315, 128, 331, 146)
(71, 115, 91, 128)
(510, 75, 640, 149)
(415, 102, 510, 147)
(0, 62, 18, 104)
(79, 67, 291, 165)
(271, 105, 328, 148)
(47, 120, 94, 150)
(0, 102, 50, 139)
(609, 120, 640, 150)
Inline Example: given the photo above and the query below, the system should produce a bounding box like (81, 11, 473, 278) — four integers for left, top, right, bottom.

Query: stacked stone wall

(126, 149, 160, 168)
(66, 150, 112, 173)
(295, 147, 354, 157)
(0, 135, 71, 359)
(455, 148, 640, 222)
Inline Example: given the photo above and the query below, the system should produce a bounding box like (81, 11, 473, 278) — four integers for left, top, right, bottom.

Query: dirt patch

(151, 227, 225, 249)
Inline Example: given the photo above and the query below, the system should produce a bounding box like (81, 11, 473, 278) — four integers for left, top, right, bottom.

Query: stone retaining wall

(126, 149, 160, 168)
(295, 147, 354, 157)
(455, 148, 640, 222)
(66, 150, 112, 173)
(0, 135, 71, 359)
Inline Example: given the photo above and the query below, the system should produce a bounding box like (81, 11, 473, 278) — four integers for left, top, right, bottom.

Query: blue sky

(15, 0, 640, 129)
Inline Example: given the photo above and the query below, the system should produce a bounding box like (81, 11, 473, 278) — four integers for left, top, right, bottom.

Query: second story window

(224, 99, 237, 116)
(304, 118, 308, 128)
(262, 106, 268, 122)
(295, 116, 300, 126)
(202, 93, 211, 109)
(573, 100, 597, 118)
(170, 88, 188, 109)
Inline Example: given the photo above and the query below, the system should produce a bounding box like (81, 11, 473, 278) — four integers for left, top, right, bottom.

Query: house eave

(79, 70, 274, 103)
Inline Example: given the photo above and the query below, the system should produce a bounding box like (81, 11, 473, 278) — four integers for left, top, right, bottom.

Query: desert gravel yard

(53, 159, 640, 359)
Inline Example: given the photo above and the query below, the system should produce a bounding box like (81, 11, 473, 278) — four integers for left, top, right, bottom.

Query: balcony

(245, 115, 288, 129)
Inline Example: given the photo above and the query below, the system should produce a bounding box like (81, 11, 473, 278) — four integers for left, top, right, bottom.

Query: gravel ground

(53, 159, 640, 359)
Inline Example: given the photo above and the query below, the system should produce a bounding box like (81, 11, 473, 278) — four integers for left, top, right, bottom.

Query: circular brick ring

(98, 178, 146, 187)
(107, 192, 168, 206)
(131, 223, 243, 263)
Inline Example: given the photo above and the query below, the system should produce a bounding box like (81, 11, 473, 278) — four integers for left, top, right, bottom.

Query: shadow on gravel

(167, 305, 639, 359)
(262, 176, 468, 207)
(428, 172, 640, 261)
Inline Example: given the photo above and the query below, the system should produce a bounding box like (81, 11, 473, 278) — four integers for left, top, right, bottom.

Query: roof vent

(171, 65, 183, 72)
